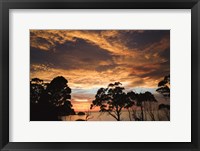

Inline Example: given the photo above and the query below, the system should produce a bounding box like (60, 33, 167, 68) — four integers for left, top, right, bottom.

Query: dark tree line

(30, 75, 170, 121)
(90, 82, 157, 121)
(30, 76, 75, 121)
(91, 75, 170, 121)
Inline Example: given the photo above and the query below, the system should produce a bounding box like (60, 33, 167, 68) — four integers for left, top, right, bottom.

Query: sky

(30, 30, 170, 112)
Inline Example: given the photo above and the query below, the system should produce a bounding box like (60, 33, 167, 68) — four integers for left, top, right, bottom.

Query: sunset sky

(30, 30, 170, 112)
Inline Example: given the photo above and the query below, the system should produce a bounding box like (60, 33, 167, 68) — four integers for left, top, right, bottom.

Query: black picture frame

(0, 0, 199, 150)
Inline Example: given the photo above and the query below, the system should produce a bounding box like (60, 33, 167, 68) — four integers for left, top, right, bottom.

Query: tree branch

(107, 111, 118, 120)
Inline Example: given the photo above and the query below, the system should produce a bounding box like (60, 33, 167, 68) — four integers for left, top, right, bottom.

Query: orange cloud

(30, 30, 170, 114)
(143, 36, 170, 53)
(30, 62, 165, 90)
(30, 30, 136, 56)
(72, 102, 91, 112)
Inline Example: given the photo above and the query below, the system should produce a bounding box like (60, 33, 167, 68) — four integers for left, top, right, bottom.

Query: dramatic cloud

(30, 30, 170, 111)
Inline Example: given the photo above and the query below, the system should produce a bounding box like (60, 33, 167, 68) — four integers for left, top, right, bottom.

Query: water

(59, 110, 169, 121)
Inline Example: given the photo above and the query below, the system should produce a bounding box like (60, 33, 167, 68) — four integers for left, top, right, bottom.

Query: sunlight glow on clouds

(30, 30, 170, 111)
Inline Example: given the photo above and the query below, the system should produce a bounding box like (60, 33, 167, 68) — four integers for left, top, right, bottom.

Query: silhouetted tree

(156, 75, 170, 99)
(143, 101, 158, 121)
(85, 109, 94, 121)
(126, 91, 137, 120)
(30, 78, 49, 120)
(57, 101, 75, 116)
(156, 75, 170, 120)
(45, 76, 72, 106)
(158, 104, 170, 120)
(30, 78, 46, 104)
(159, 104, 170, 110)
(30, 76, 75, 121)
(90, 82, 131, 121)
(136, 92, 157, 121)
(42, 76, 74, 117)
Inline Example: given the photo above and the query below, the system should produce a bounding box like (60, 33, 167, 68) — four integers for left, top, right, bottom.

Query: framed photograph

(0, 0, 199, 150)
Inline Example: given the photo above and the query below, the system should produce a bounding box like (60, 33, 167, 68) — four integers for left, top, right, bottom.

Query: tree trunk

(165, 110, 170, 121)
(141, 105, 144, 121)
(117, 111, 120, 121)
(127, 109, 132, 121)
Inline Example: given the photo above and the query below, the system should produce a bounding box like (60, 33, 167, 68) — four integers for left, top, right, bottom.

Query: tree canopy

(156, 75, 170, 120)
(30, 76, 75, 121)
(90, 82, 131, 121)
(156, 75, 170, 98)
